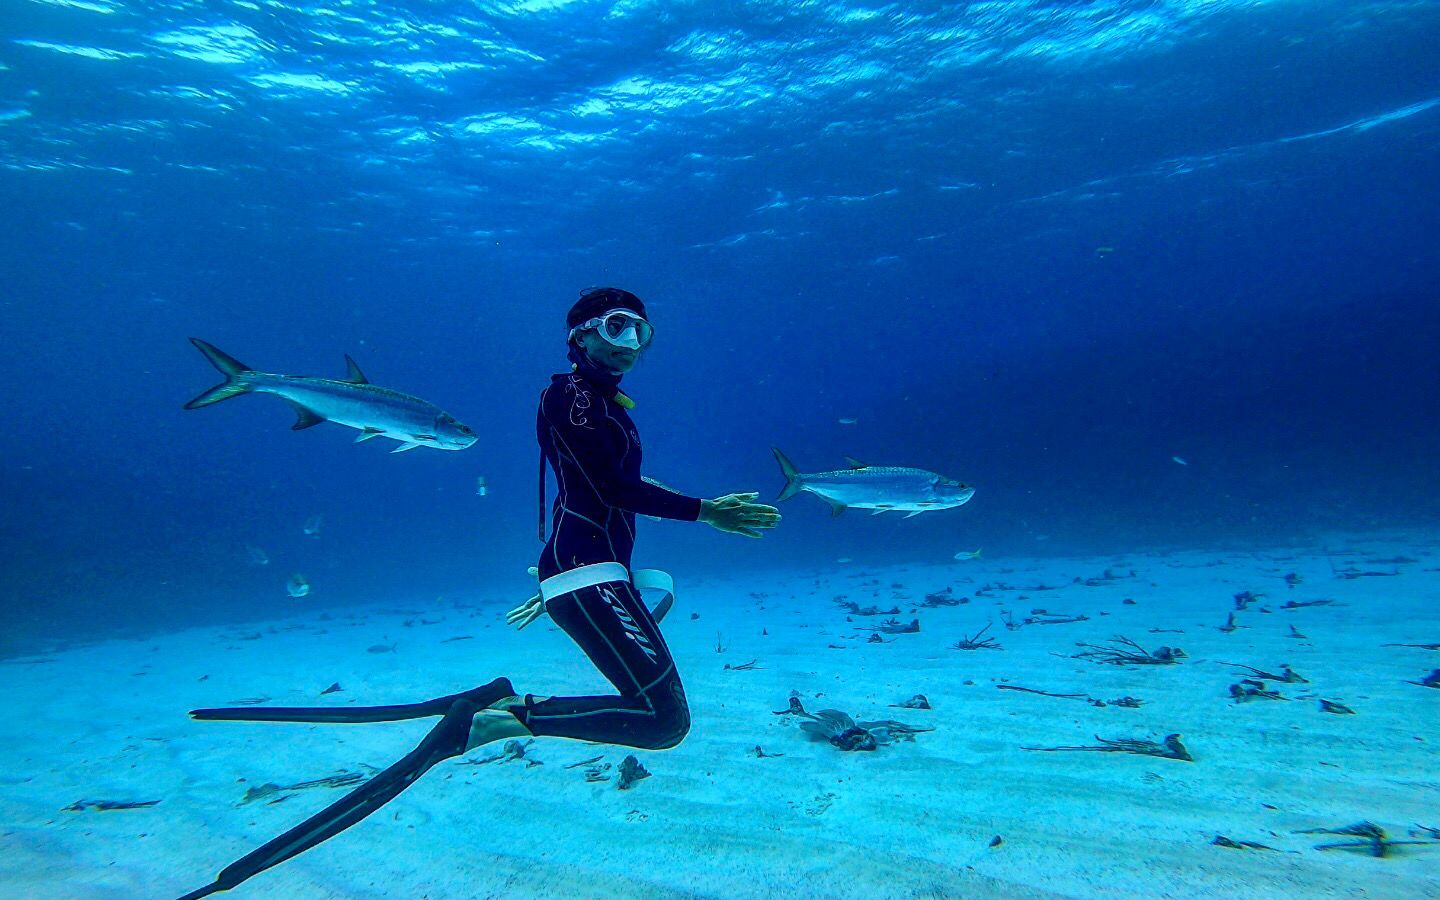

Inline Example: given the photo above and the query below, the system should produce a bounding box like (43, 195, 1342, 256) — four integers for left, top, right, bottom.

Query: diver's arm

(598, 436, 703, 519)
(545, 393, 703, 520)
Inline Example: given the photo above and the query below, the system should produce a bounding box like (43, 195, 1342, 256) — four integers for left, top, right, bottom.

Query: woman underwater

(177, 288, 780, 899)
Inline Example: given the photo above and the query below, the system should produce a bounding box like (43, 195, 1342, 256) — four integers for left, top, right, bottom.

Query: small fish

(367, 642, 397, 654)
(245, 544, 270, 566)
(183, 338, 477, 453)
(475, 476, 488, 497)
(1172, 456, 1188, 466)
(954, 548, 982, 561)
(286, 574, 311, 598)
(303, 514, 323, 537)
(1095, 246, 1115, 255)
(64, 799, 161, 812)
(838, 417, 858, 425)
(772, 448, 973, 518)
(241, 771, 368, 805)
(836, 557, 853, 564)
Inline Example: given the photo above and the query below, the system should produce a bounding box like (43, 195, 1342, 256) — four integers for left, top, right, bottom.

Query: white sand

(3, 536, 1438, 898)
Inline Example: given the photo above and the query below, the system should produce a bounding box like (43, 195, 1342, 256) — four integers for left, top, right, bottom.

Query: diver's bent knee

(648, 706, 691, 750)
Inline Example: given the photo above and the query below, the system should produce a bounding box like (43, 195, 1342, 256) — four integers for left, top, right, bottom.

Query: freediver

(177, 287, 781, 899)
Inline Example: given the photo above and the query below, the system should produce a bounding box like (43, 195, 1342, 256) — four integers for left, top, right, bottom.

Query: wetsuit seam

(551, 426, 619, 560)
(574, 585, 654, 707)
(559, 504, 607, 534)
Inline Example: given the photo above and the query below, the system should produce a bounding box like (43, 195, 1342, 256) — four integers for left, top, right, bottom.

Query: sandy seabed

(4, 534, 1438, 899)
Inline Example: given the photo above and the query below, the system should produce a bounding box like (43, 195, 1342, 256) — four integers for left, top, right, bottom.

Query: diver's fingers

(736, 527, 763, 538)
(507, 596, 543, 628)
(713, 492, 761, 507)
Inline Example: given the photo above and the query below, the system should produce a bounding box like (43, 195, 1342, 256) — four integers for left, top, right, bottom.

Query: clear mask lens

(600, 312, 651, 348)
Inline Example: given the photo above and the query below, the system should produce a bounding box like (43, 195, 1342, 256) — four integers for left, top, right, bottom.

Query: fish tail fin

(184, 338, 254, 409)
(771, 447, 804, 502)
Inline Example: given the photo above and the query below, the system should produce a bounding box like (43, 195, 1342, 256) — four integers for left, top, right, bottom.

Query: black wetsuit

(514, 370, 701, 749)
(175, 367, 702, 899)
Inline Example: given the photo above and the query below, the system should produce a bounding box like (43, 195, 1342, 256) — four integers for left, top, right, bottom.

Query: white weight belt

(537, 562, 676, 622)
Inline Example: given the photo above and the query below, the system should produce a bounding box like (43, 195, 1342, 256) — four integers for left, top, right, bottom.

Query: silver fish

(771, 447, 973, 518)
(184, 338, 476, 453)
(286, 573, 310, 598)
(303, 513, 323, 537)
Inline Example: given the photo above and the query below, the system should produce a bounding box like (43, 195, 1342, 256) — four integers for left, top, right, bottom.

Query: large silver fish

(771, 447, 973, 518)
(184, 338, 476, 453)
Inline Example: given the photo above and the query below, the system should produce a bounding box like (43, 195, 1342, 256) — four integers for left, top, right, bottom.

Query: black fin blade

(179, 700, 476, 898)
(177, 678, 516, 897)
(189, 678, 515, 723)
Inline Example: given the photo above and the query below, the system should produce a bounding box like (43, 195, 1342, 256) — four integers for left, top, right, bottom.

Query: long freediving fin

(176, 700, 478, 899)
(178, 678, 515, 900)
(189, 678, 515, 724)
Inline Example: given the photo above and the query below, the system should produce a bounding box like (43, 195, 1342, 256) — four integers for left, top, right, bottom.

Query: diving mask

(569, 308, 653, 350)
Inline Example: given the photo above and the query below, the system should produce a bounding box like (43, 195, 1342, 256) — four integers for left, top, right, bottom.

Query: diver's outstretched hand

(700, 491, 781, 538)
(507, 593, 545, 630)
(506, 567, 545, 630)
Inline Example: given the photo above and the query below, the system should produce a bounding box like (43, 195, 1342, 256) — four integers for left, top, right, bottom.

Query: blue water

(2, 0, 1438, 653)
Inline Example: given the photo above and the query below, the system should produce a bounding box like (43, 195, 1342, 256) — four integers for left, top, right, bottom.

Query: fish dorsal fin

(844, 456, 868, 469)
(288, 403, 325, 431)
(344, 355, 369, 384)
